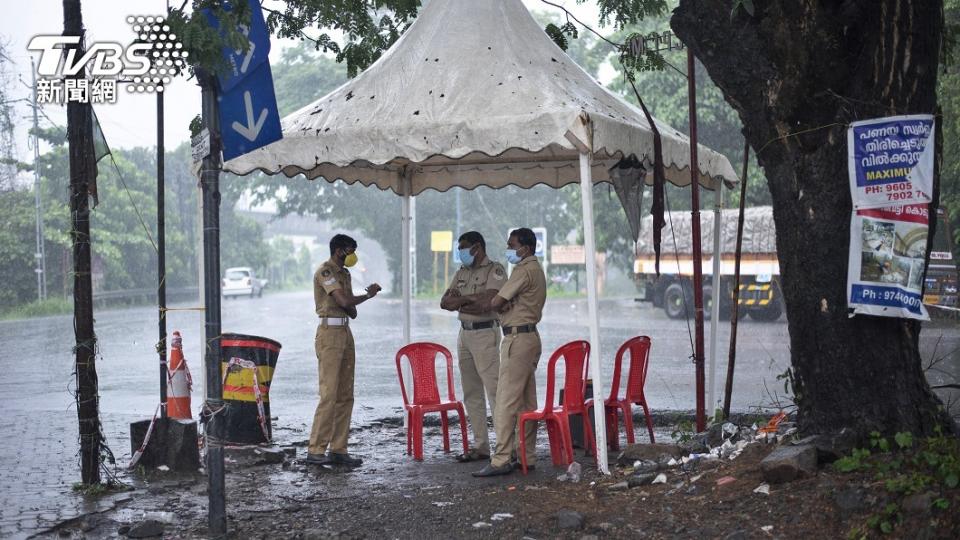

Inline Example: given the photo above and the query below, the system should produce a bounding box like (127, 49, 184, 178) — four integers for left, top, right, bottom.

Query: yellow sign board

(430, 230, 453, 252)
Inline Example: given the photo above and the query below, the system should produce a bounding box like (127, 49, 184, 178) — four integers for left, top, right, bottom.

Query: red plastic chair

(395, 342, 469, 461)
(517, 340, 595, 475)
(588, 336, 655, 450)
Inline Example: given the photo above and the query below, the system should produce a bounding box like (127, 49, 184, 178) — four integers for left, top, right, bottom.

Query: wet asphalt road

(1, 290, 957, 537)
(3, 288, 957, 447)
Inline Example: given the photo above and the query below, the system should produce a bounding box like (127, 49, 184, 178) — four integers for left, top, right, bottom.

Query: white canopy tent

(225, 0, 738, 473)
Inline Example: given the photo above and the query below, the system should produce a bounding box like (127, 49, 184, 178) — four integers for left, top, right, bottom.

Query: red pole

(687, 49, 706, 432)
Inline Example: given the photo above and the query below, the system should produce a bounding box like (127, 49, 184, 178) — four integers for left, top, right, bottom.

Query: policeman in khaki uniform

(440, 231, 507, 462)
(473, 227, 547, 477)
(306, 234, 381, 467)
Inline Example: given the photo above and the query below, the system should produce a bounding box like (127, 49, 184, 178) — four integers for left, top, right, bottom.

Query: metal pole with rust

(687, 49, 707, 432)
(723, 140, 750, 420)
(157, 92, 168, 418)
(199, 71, 226, 535)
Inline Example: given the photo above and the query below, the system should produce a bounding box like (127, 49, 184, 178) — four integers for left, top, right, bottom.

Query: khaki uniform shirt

(314, 259, 351, 318)
(449, 258, 507, 322)
(496, 256, 547, 327)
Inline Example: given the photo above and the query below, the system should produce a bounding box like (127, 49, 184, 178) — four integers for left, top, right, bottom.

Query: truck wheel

(748, 300, 783, 321)
(703, 285, 714, 321)
(258, 288, 263, 298)
(663, 282, 691, 319)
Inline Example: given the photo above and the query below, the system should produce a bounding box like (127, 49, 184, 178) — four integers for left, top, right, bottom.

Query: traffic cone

(167, 331, 193, 419)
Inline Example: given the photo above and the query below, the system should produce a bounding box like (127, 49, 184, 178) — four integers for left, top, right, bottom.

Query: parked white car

(221, 267, 267, 298)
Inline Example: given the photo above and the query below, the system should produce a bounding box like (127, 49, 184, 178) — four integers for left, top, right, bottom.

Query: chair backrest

(608, 336, 652, 402)
(543, 340, 590, 410)
(395, 342, 456, 406)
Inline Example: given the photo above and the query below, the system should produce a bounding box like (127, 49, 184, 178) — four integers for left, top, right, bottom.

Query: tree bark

(63, 0, 102, 484)
(671, 0, 954, 436)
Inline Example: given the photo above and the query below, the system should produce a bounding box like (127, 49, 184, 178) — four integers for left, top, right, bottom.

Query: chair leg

(582, 411, 598, 464)
(605, 406, 620, 451)
(406, 409, 413, 456)
(640, 400, 655, 443)
(518, 417, 529, 475)
(456, 404, 469, 455)
(622, 403, 636, 445)
(413, 410, 425, 461)
(441, 410, 450, 453)
(558, 414, 574, 466)
(545, 418, 564, 466)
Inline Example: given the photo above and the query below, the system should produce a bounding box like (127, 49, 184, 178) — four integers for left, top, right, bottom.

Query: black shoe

(304, 452, 332, 465)
(510, 459, 535, 472)
(327, 452, 363, 467)
(472, 463, 514, 477)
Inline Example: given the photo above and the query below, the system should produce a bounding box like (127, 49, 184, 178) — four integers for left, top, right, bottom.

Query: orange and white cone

(167, 331, 193, 419)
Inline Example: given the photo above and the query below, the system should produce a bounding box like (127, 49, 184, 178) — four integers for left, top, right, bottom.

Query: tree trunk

(671, 0, 954, 437)
(63, 0, 102, 484)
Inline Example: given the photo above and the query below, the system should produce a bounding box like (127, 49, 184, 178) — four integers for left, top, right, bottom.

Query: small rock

(556, 509, 585, 530)
(724, 530, 748, 540)
(472, 522, 492, 528)
(812, 428, 859, 464)
(760, 444, 817, 483)
(651, 473, 667, 484)
(902, 492, 935, 514)
(632, 459, 661, 474)
(608, 481, 629, 491)
(597, 522, 614, 531)
(126, 519, 165, 538)
(118, 525, 130, 535)
(628, 473, 656, 488)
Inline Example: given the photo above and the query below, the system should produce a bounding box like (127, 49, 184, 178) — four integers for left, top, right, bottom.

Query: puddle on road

(112, 509, 178, 524)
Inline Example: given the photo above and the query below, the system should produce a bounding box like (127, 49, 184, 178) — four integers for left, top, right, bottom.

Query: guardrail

(92, 286, 200, 306)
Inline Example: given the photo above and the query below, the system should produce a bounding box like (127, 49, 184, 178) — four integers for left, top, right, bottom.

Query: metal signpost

(199, 1, 282, 533)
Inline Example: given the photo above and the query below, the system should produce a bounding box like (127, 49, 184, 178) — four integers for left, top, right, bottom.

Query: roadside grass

(0, 297, 72, 321)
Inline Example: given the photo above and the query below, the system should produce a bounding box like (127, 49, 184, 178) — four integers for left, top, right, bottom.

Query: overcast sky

(0, 0, 609, 175)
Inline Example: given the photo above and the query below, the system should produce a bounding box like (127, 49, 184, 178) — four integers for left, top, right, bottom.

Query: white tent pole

(401, 173, 412, 344)
(708, 186, 723, 420)
(578, 151, 609, 475)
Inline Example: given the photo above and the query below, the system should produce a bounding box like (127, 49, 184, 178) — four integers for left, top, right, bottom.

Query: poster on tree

(847, 114, 935, 209)
(846, 204, 930, 320)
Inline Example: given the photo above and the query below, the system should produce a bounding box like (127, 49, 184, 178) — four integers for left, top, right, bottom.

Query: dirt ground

(48, 418, 960, 540)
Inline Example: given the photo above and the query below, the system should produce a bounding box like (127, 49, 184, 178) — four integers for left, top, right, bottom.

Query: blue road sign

(203, 0, 271, 92)
(218, 62, 282, 161)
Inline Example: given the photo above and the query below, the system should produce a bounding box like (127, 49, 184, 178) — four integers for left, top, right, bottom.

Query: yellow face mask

(344, 252, 359, 268)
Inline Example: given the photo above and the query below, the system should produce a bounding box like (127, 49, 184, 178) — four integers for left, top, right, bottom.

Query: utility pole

(63, 0, 101, 485)
(199, 71, 226, 535)
(157, 91, 168, 418)
(30, 57, 47, 301)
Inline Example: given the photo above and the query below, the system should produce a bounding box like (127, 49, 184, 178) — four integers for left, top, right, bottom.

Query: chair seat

(406, 400, 463, 413)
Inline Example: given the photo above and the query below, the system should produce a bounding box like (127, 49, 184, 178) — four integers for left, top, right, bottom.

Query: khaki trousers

(456, 326, 500, 455)
(491, 332, 541, 468)
(308, 325, 356, 455)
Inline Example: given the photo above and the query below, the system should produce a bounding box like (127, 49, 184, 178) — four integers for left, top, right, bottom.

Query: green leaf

(934, 498, 950, 510)
(946, 473, 959, 489)
(894, 432, 914, 449)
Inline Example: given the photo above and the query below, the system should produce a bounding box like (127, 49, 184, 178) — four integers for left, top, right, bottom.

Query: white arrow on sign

(231, 91, 269, 142)
(239, 39, 255, 74)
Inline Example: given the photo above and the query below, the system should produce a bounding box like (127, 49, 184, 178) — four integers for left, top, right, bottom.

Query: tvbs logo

(27, 15, 186, 104)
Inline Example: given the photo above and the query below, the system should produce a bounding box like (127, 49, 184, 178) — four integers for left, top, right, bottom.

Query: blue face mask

(505, 249, 522, 264)
(458, 246, 475, 266)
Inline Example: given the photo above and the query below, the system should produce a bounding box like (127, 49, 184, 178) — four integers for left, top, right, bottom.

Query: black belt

(502, 324, 537, 336)
(461, 320, 498, 330)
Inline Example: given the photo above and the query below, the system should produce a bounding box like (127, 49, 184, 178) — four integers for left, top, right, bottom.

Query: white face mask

(505, 248, 522, 264)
